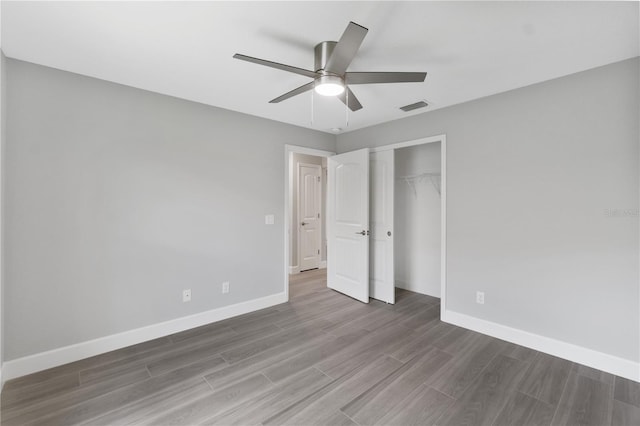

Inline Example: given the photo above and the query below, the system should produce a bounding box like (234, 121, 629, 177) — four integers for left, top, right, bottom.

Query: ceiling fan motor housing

(314, 41, 338, 74)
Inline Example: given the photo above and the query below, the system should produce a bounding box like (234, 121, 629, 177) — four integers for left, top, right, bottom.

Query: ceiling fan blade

(233, 54, 318, 79)
(269, 81, 315, 103)
(345, 72, 427, 85)
(324, 22, 368, 75)
(337, 87, 363, 111)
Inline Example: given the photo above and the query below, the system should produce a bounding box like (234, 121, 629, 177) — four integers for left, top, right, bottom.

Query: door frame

(370, 134, 447, 319)
(297, 162, 322, 272)
(284, 145, 335, 301)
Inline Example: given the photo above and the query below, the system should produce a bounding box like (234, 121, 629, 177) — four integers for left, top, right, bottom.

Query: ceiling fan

(233, 21, 427, 111)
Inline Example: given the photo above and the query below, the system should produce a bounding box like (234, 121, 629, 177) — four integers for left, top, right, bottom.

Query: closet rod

(397, 171, 441, 181)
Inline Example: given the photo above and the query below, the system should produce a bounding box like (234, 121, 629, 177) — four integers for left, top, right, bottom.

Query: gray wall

(4, 59, 335, 360)
(395, 143, 441, 297)
(339, 58, 640, 362)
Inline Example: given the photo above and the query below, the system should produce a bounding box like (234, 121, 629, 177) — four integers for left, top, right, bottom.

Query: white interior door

(298, 163, 322, 271)
(370, 150, 395, 304)
(327, 148, 370, 303)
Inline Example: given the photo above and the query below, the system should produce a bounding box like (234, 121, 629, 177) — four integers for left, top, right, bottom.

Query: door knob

(387, 231, 392, 236)
(355, 230, 366, 235)
(301, 222, 307, 226)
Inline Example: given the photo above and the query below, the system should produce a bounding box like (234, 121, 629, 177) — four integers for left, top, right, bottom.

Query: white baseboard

(291, 263, 326, 273)
(443, 309, 640, 383)
(3, 292, 287, 382)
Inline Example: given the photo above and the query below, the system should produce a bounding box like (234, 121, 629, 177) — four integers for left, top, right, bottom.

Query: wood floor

(1, 269, 638, 425)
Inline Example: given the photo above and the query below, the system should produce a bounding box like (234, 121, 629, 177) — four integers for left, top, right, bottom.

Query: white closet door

(370, 150, 395, 304)
(298, 163, 322, 271)
(327, 148, 370, 303)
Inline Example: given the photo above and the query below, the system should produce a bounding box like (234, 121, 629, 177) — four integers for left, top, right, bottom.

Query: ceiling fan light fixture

(234, 21, 426, 111)
(314, 75, 345, 96)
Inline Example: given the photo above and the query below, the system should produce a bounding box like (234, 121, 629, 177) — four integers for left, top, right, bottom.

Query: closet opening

(368, 138, 443, 306)
(394, 142, 442, 299)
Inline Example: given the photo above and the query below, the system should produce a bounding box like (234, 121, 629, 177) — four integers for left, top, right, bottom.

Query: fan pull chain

(310, 88, 314, 126)
(345, 89, 349, 128)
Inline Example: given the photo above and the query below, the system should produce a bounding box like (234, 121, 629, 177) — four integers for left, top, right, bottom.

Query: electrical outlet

(222, 281, 230, 294)
(183, 289, 192, 302)
(476, 291, 485, 305)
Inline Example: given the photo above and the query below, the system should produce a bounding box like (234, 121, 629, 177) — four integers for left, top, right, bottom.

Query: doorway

(368, 135, 446, 311)
(284, 145, 334, 300)
(394, 142, 442, 298)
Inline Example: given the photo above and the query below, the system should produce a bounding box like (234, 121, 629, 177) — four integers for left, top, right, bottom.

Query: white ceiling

(2, 1, 638, 134)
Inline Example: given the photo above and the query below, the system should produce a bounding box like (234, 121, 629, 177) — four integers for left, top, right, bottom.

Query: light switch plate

(265, 214, 275, 225)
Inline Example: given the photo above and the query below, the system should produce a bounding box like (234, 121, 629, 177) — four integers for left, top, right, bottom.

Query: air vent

(400, 101, 429, 112)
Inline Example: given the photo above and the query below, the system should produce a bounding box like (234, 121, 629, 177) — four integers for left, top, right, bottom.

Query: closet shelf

(397, 171, 441, 197)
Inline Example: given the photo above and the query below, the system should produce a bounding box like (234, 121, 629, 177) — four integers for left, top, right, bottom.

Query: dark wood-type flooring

(1, 268, 638, 425)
